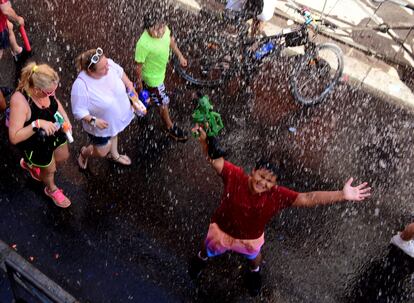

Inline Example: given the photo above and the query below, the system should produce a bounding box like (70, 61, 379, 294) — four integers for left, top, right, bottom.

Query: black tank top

(18, 91, 61, 150)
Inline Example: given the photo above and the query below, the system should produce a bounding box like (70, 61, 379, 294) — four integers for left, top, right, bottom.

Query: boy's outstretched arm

(193, 125, 224, 175)
(292, 177, 371, 207)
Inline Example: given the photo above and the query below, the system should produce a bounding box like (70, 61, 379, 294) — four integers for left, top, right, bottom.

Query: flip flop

(107, 153, 131, 166)
(77, 146, 88, 170)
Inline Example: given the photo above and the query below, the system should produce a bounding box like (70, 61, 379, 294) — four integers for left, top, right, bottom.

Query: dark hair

(255, 159, 280, 177)
(143, 3, 167, 29)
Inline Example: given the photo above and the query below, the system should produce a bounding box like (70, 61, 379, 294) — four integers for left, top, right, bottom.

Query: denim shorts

(0, 28, 10, 50)
(88, 134, 111, 147)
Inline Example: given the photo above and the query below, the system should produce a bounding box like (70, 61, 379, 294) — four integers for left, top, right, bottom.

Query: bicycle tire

(290, 43, 344, 106)
(173, 35, 234, 87)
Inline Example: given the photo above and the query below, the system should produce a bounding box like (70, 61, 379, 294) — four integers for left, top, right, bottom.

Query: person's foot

(20, 158, 41, 181)
(391, 233, 414, 258)
(44, 187, 71, 208)
(107, 153, 132, 166)
(167, 124, 188, 142)
(188, 254, 207, 279)
(77, 146, 88, 170)
(245, 269, 262, 297)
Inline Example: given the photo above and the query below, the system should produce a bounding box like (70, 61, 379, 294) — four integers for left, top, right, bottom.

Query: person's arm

(170, 36, 187, 67)
(0, 1, 24, 25)
(70, 81, 108, 129)
(135, 63, 143, 92)
(8, 93, 57, 144)
(292, 177, 371, 207)
(193, 125, 224, 174)
(401, 223, 414, 241)
(0, 90, 6, 112)
(121, 72, 135, 93)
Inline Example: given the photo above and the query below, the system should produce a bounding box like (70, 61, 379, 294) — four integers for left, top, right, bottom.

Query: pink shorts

(205, 223, 265, 260)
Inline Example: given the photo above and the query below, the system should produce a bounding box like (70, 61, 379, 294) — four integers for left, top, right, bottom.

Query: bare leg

(80, 142, 111, 162)
(159, 105, 173, 129)
(53, 143, 70, 164)
(250, 19, 264, 37)
(7, 21, 22, 55)
(248, 252, 262, 270)
(199, 241, 208, 259)
(401, 223, 414, 241)
(109, 135, 120, 158)
(39, 158, 58, 191)
(0, 91, 6, 112)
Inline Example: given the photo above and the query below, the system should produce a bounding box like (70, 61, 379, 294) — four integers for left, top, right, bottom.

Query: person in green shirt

(135, 12, 188, 142)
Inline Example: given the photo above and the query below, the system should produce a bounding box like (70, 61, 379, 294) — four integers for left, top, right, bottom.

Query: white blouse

(71, 59, 134, 137)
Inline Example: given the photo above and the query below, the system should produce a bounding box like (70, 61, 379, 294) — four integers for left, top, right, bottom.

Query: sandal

(77, 146, 88, 170)
(106, 153, 131, 166)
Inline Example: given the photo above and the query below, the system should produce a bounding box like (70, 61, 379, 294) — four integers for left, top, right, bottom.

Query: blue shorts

(143, 82, 170, 107)
(88, 134, 111, 147)
(0, 28, 9, 50)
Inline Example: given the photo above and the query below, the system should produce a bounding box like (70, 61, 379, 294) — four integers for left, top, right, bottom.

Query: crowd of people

(0, 0, 413, 298)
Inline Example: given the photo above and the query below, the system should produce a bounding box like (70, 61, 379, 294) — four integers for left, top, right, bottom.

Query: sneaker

(44, 187, 71, 208)
(20, 158, 41, 181)
(245, 269, 262, 297)
(188, 255, 207, 279)
(391, 233, 414, 258)
(168, 124, 188, 142)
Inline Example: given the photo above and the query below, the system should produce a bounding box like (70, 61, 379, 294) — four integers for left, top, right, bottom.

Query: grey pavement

(173, 0, 414, 107)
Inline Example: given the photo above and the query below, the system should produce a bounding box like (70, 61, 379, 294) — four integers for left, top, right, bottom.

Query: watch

(31, 121, 39, 132)
(89, 116, 96, 127)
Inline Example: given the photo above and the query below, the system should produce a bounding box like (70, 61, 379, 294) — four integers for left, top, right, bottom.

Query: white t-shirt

(70, 59, 134, 138)
(226, 0, 278, 22)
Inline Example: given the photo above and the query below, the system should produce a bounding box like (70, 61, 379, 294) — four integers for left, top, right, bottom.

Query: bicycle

(174, 6, 344, 106)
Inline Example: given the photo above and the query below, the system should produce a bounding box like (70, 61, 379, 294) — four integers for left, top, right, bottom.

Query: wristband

(31, 121, 38, 132)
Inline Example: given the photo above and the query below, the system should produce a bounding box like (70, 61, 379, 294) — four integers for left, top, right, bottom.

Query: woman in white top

(71, 48, 135, 169)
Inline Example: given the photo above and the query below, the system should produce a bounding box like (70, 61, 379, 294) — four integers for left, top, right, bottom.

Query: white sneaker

(390, 233, 414, 258)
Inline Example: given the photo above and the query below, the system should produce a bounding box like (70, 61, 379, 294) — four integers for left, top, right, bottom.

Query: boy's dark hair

(143, 3, 167, 29)
(255, 159, 280, 177)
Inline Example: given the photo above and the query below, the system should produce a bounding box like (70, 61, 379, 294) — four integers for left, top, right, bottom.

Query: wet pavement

(1, 0, 414, 302)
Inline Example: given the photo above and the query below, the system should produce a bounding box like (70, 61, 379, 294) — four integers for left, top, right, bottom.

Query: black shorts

(22, 131, 67, 167)
(0, 28, 9, 50)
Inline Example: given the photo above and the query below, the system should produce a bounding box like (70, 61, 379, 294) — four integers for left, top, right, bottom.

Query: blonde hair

(75, 49, 100, 72)
(17, 62, 59, 93)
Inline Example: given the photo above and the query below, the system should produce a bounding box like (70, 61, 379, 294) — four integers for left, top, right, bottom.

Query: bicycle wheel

(290, 43, 344, 106)
(174, 35, 234, 87)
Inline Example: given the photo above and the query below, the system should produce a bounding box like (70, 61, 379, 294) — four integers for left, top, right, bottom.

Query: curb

(172, 0, 414, 109)
(0, 240, 78, 303)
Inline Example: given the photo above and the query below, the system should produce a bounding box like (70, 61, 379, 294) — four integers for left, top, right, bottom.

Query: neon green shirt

(134, 27, 171, 87)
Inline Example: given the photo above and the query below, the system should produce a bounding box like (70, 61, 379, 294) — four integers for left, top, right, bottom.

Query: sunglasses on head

(87, 47, 104, 69)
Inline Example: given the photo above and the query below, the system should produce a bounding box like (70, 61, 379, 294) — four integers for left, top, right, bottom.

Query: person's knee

(95, 145, 111, 158)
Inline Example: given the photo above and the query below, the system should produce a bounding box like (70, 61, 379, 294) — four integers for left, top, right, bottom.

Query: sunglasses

(87, 47, 104, 69)
(40, 83, 58, 97)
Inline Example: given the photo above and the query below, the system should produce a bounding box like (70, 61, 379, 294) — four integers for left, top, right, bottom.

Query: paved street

(1, 0, 414, 302)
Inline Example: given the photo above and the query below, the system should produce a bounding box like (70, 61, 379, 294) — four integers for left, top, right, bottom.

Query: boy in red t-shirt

(189, 127, 371, 296)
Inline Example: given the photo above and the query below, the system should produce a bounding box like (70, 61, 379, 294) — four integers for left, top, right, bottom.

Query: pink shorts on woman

(205, 223, 265, 260)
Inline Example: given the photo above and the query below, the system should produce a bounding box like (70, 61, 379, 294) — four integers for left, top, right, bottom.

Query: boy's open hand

(342, 177, 371, 201)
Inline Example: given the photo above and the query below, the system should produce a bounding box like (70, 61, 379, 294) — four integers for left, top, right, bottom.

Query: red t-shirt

(0, 0, 9, 32)
(211, 161, 299, 240)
